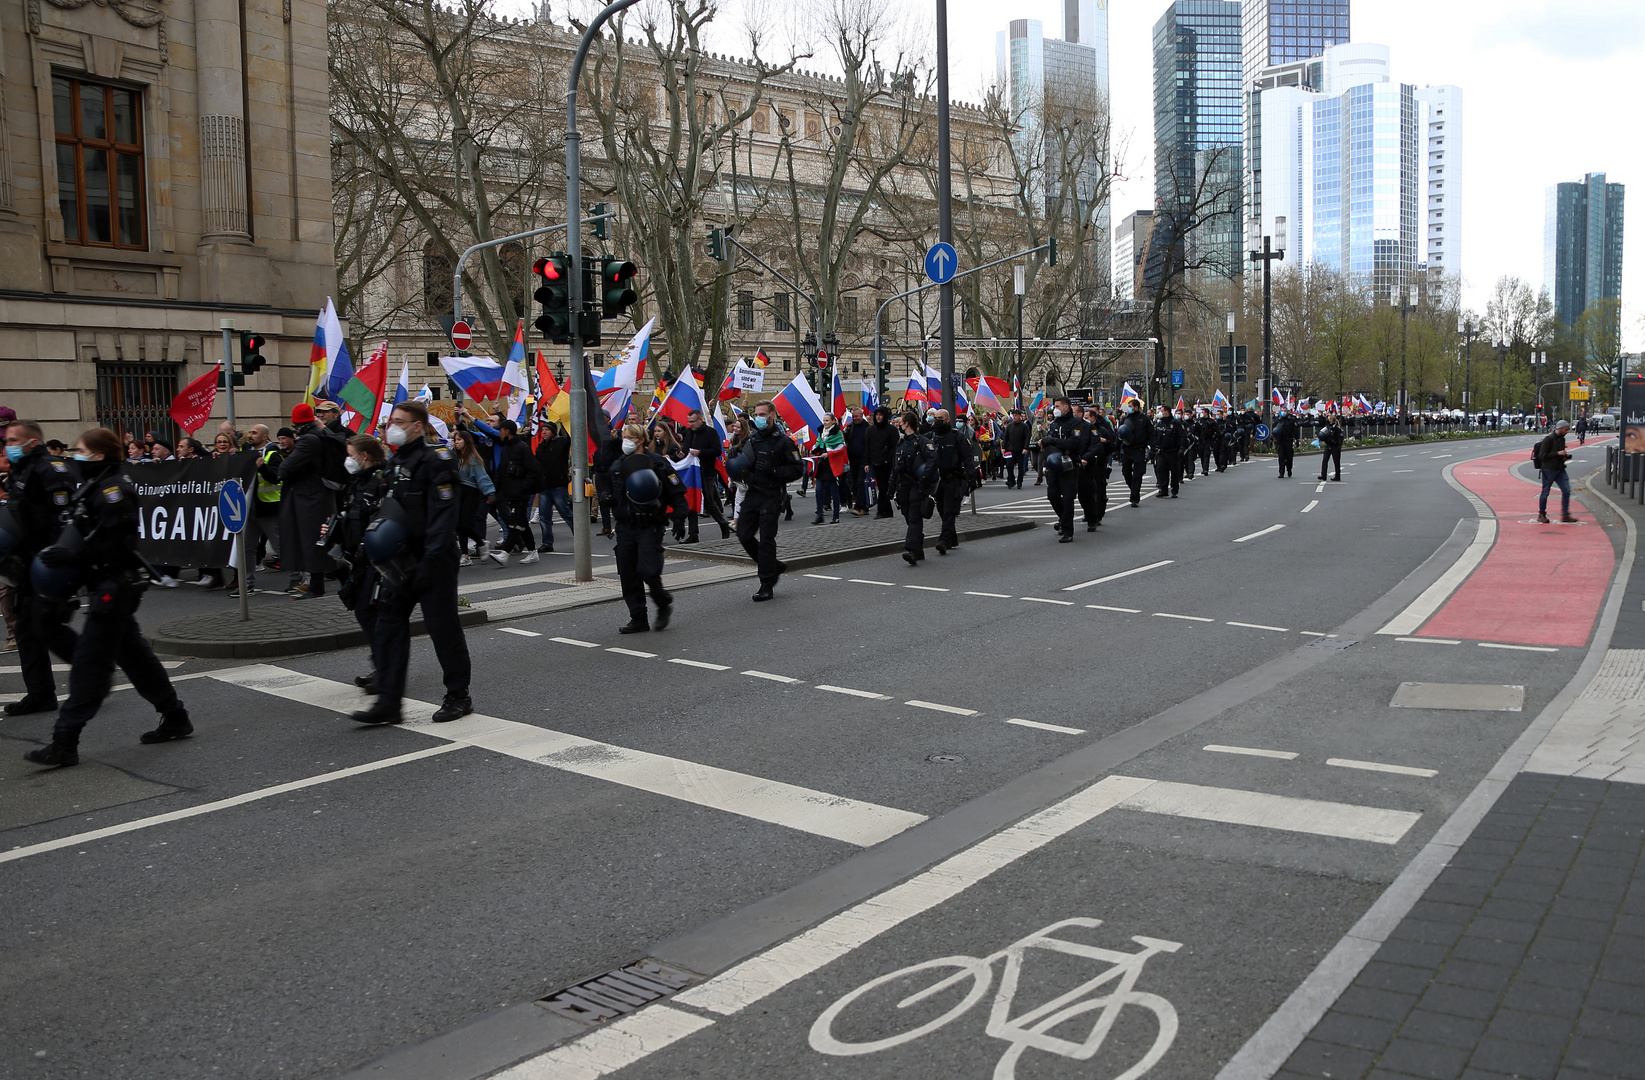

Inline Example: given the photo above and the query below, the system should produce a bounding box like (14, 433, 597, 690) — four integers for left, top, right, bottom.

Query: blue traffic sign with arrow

(218, 479, 248, 535)
(924, 242, 957, 285)
(1255, 423, 1271, 440)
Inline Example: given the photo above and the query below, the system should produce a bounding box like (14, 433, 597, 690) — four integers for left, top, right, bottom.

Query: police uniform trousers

(686, 475, 730, 540)
(13, 583, 77, 702)
(1153, 450, 1183, 496)
(1046, 470, 1078, 534)
(342, 563, 382, 675)
(52, 585, 181, 744)
(615, 521, 671, 620)
(1238, 431, 1251, 461)
(1214, 439, 1231, 472)
(1183, 445, 1198, 478)
(1276, 439, 1295, 477)
(735, 486, 784, 585)
(1120, 452, 1148, 504)
(1197, 443, 1213, 475)
(896, 479, 927, 558)
(873, 465, 897, 518)
(372, 556, 471, 709)
(1319, 446, 1342, 480)
(1077, 464, 1106, 525)
(935, 473, 966, 546)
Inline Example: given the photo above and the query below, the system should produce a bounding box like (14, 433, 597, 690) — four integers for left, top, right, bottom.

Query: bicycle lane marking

(490, 775, 1157, 1080)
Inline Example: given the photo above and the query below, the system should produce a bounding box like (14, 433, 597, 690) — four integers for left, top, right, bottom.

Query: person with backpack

(1535, 419, 1577, 524)
(1317, 414, 1345, 482)
(605, 423, 688, 633)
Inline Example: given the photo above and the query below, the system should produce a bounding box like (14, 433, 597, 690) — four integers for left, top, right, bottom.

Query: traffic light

(216, 368, 246, 389)
(240, 331, 268, 376)
(591, 202, 609, 241)
(706, 226, 726, 262)
(601, 257, 638, 320)
(534, 253, 572, 343)
(580, 256, 602, 348)
(1047, 236, 1058, 266)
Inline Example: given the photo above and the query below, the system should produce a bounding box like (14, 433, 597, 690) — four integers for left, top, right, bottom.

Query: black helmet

(0, 505, 21, 564)
(362, 497, 415, 566)
(28, 523, 83, 601)
(625, 467, 661, 504)
(1044, 451, 1068, 475)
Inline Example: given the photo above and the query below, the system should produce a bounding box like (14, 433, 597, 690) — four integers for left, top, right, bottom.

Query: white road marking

(1227, 621, 1289, 632)
(1233, 524, 1287, 543)
(669, 658, 730, 671)
(1205, 744, 1299, 760)
(0, 744, 464, 865)
(1154, 612, 1214, 623)
(1, 661, 186, 673)
(1397, 636, 1461, 645)
(552, 637, 600, 648)
(1119, 779, 1421, 844)
(1300, 500, 1319, 513)
(1299, 632, 1336, 637)
(1021, 596, 1074, 606)
(1088, 604, 1142, 613)
(742, 670, 801, 684)
(805, 574, 842, 580)
(608, 647, 657, 659)
(904, 585, 950, 592)
(1327, 758, 1438, 778)
(212, 666, 923, 847)
(1395, 453, 1410, 457)
(1434, 454, 1453, 459)
(1377, 516, 1498, 636)
(905, 700, 979, 716)
(1006, 717, 1087, 735)
(965, 591, 1013, 598)
(1480, 642, 1559, 653)
(1315, 483, 1326, 493)
(1063, 560, 1175, 592)
(816, 685, 891, 700)
(1392, 469, 1415, 473)
(496, 627, 542, 637)
(492, 1003, 714, 1080)
(848, 579, 896, 586)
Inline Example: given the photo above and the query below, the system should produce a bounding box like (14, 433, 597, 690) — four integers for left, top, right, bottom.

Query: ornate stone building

(0, 0, 336, 441)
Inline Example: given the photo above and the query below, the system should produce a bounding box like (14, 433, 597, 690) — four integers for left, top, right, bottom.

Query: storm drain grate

(539, 959, 699, 1024)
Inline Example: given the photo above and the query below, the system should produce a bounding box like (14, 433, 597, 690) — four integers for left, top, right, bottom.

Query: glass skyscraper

(1152, 1, 1243, 280)
(1545, 173, 1626, 332)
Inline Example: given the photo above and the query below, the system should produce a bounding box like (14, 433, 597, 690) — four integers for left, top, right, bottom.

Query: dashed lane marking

(1227, 621, 1288, 632)
(1397, 636, 1461, 645)
(669, 659, 731, 671)
(1301, 500, 1319, 513)
(1327, 757, 1439, 778)
(1063, 559, 1174, 592)
(1234, 523, 1287, 543)
(906, 700, 980, 716)
(848, 579, 896, 586)
(805, 574, 842, 580)
(608, 648, 657, 659)
(1480, 642, 1559, 653)
(1299, 632, 1336, 637)
(1154, 612, 1214, 623)
(1205, 744, 1299, 760)
(1021, 596, 1074, 606)
(1088, 604, 1142, 613)
(1392, 469, 1415, 473)
(496, 627, 542, 637)
(742, 670, 802, 684)
(1316, 483, 1327, 493)
(965, 591, 1013, 598)
(904, 585, 949, 592)
(551, 637, 600, 648)
(816, 685, 892, 700)
(1006, 717, 1087, 735)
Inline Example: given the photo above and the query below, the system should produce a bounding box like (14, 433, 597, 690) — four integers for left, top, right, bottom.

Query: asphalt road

(0, 433, 1619, 1080)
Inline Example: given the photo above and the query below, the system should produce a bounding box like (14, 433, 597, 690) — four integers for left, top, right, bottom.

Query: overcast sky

(541, 0, 1641, 348)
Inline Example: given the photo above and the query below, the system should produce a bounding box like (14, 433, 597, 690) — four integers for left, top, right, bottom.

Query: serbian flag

(305, 297, 353, 404)
(379, 356, 412, 427)
(669, 454, 704, 513)
(969, 376, 1004, 415)
(831, 369, 847, 419)
(816, 424, 848, 476)
(718, 368, 741, 401)
(337, 340, 389, 433)
(859, 379, 878, 413)
(902, 373, 927, 403)
(953, 381, 970, 415)
(1211, 389, 1230, 409)
(657, 366, 709, 424)
(774, 373, 828, 434)
(752, 346, 772, 369)
(1120, 383, 1142, 406)
(169, 365, 220, 434)
(503, 321, 531, 394)
(440, 355, 511, 402)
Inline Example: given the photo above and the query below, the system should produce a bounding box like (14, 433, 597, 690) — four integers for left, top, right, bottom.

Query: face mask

(752, 416, 769, 431)
(934, 419, 951, 432)
(1053, 408, 1065, 419)
(4, 446, 23, 464)
(384, 424, 410, 448)
(621, 438, 638, 454)
(1124, 405, 1135, 415)
(344, 457, 363, 475)
(73, 452, 92, 462)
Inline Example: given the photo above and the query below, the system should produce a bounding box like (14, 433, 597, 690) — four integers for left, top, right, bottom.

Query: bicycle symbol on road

(809, 918, 1182, 1079)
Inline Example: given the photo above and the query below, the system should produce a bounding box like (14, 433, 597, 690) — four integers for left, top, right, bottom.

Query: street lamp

(1397, 284, 1418, 435)
(1457, 315, 1481, 424)
(1015, 264, 1026, 410)
(1494, 338, 1511, 427)
(1248, 216, 1286, 425)
(1226, 311, 1236, 411)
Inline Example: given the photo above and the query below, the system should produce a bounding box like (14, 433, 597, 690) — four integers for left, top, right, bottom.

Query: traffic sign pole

(221, 317, 249, 623)
(935, 0, 955, 414)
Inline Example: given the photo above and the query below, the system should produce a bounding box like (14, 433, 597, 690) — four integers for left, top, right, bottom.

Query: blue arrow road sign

(1255, 423, 1271, 440)
(924, 242, 957, 285)
(218, 479, 248, 535)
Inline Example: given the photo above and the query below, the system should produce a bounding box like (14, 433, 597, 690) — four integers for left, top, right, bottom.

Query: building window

(427, 350, 441, 367)
(782, 354, 792, 372)
(95, 363, 177, 442)
(840, 296, 858, 334)
(424, 241, 454, 316)
(753, 107, 770, 135)
(53, 74, 146, 249)
(738, 290, 754, 330)
(774, 292, 791, 332)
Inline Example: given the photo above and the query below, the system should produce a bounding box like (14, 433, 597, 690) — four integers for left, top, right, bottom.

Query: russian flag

(441, 355, 511, 402)
(1120, 383, 1142, 405)
(831, 369, 847, 419)
(773, 373, 828, 434)
(657, 366, 708, 424)
(719, 368, 741, 401)
(970, 376, 1003, 415)
(924, 365, 943, 402)
(953, 382, 970, 415)
(669, 454, 704, 513)
(859, 379, 878, 413)
(1211, 389, 1230, 409)
(903, 373, 927, 403)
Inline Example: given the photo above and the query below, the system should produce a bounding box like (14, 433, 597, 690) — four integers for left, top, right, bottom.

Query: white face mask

(1053, 407, 1065, 418)
(384, 423, 411, 447)
(344, 457, 363, 475)
(621, 438, 639, 454)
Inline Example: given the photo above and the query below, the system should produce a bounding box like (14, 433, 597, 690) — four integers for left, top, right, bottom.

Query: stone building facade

(0, 0, 335, 442)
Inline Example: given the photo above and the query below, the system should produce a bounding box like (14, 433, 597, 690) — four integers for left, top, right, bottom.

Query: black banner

(122, 451, 258, 569)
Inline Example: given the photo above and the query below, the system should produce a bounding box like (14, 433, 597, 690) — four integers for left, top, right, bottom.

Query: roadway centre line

(904, 585, 949, 592)
(1227, 621, 1288, 632)
(496, 628, 541, 638)
(1315, 483, 1326, 493)
(1300, 500, 1319, 513)
(965, 591, 1012, 598)
(1155, 612, 1214, 622)
(1397, 636, 1461, 644)
(804, 573, 841, 580)
(742, 670, 801, 684)
(1480, 642, 1558, 653)
(815, 685, 891, 700)
(848, 579, 896, 587)
(607, 648, 657, 659)
(1393, 469, 1415, 473)
(1021, 596, 1074, 606)
(1062, 559, 1175, 592)
(211, 665, 923, 847)
(552, 637, 600, 648)
(906, 700, 979, 716)
(1205, 744, 1298, 760)
(1327, 758, 1438, 778)
(1007, 717, 1086, 735)
(1088, 604, 1142, 613)
(1234, 524, 1287, 543)
(0, 744, 464, 865)
(670, 659, 730, 671)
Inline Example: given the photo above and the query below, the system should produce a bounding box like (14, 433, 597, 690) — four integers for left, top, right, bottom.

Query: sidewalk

(1261, 471, 1645, 1080)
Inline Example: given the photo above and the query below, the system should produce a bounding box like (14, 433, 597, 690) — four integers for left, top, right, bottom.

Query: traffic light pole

(566, 0, 643, 584)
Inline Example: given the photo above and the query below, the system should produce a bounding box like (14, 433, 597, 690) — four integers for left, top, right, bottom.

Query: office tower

(1414, 85, 1462, 278)
(1114, 210, 1156, 299)
(1545, 173, 1626, 332)
(1153, 1, 1244, 279)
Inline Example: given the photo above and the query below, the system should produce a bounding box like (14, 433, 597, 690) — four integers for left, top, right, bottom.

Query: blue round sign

(1255, 423, 1271, 440)
(924, 242, 957, 285)
(218, 479, 248, 535)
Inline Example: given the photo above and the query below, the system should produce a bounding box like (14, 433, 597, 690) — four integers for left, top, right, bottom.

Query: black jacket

(865, 418, 899, 468)
(494, 434, 542, 501)
(1272, 415, 1300, 444)
(1041, 413, 1090, 461)
(931, 425, 975, 476)
(536, 433, 571, 488)
(844, 419, 869, 462)
(3, 444, 75, 558)
(894, 429, 937, 487)
(683, 423, 723, 466)
(728, 427, 803, 493)
(380, 437, 461, 572)
(607, 451, 688, 527)
(1318, 421, 1345, 449)
(1115, 412, 1152, 454)
(1151, 417, 1187, 453)
(1002, 419, 1031, 453)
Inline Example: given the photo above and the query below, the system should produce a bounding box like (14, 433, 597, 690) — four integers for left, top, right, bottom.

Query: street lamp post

(1494, 339, 1510, 427)
(1015, 265, 1026, 411)
(1226, 311, 1236, 412)
(1457, 316, 1481, 425)
(1247, 217, 1286, 426)
(935, 0, 955, 414)
(1397, 284, 1418, 435)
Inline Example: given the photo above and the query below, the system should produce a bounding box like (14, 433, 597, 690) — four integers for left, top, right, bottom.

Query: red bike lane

(1416, 443, 1615, 647)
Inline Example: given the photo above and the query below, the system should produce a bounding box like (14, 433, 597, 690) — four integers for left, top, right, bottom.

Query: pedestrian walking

(278, 404, 338, 599)
(726, 401, 803, 601)
(681, 409, 732, 542)
(1, 419, 77, 717)
(1079, 406, 1114, 530)
(1272, 410, 1299, 479)
(894, 411, 936, 565)
(331, 434, 388, 693)
(1039, 398, 1087, 541)
(930, 409, 973, 554)
(1115, 402, 1152, 507)
(607, 424, 687, 633)
(1002, 408, 1031, 488)
(866, 406, 898, 518)
(1150, 407, 1186, 498)
(1317, 415, 1344, 481)
(1535, 419, 1578, 524)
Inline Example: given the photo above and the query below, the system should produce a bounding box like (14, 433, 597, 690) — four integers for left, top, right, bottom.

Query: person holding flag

(681, 409, 731, 542)
(725, 399, 804, 601)
(603, 423, 688, 634)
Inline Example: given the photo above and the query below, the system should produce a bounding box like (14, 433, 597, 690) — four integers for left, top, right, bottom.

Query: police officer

(1150, 406, 1186, 498)
(893, 411, 937, 565)
(726, 401, 803, 601)
(23, 427, 191, 767)
(1193, 410, 1219, 476)
(1318, 413, 1345, 481)
(330, 434, 388, 693)
(2, 419, 77, 716)
(608, 423, 688, 633)
(929, 409, 972, 555)
(1038, 397, 1086, 542)
(1177, 408, 1199, 480)
(352, 402, 473, 725)
(1114, 401, 1152, 507)
(1079, 405, 1113, 530)
(1272, 409, 1300, 479)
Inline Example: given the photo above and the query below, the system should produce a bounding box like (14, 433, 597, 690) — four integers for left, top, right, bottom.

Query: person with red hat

(277, 403, 336, 599)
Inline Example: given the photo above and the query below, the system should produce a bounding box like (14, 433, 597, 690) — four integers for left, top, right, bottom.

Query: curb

(680, 517, 1037, 571)
(149, 607, 490, 660)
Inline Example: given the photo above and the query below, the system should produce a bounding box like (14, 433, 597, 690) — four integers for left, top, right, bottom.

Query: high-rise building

(1114, 210, 1155, 299)
(1241, 0, 1351, 249)
(1545, 173, 1626, 332)
(1414, 85, 1463, 277)
(1152, 0, 1243, 280)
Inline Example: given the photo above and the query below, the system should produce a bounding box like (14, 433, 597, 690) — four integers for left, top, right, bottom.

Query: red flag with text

(169, 366, 220, 434)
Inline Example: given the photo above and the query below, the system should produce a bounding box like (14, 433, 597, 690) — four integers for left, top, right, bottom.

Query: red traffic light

(534, 256, 562, 281)
(244, 334, 266, 351)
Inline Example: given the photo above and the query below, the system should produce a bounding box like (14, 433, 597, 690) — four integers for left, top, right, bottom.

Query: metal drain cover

(540, 959, 699, 1024)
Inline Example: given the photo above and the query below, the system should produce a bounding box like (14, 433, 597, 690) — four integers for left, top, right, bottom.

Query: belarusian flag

(817, 425, 848, 477)
(337, 341, 389, 433)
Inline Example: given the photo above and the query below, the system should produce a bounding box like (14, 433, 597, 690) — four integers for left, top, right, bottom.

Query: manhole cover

(927, 754, 964, 764)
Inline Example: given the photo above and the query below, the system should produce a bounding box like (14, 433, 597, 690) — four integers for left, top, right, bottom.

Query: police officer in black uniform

(1078, 405, 1113, 530)
(1193, 410, 1218, 476)
(893, 411, 937, 565)
(608, 423, 688, 633)
(727, 401, 803, 601)
(330, 434, 388, 693)
(352, 401, 473, 725)
(2, 420, 76, 716)
(1114, 402, 1152, 507)
(1038, 397, 1087, 542)
(1150, 406, 1186, 498)
(929, 409, 973, 555)
(23, 427, 191, 767)
(1272, 409, 1300, 478)
(1318, 413, 1345, 481)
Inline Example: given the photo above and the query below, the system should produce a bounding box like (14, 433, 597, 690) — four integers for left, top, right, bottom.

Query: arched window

(424, 241, 453, 317)
(499, 242, 527, 320)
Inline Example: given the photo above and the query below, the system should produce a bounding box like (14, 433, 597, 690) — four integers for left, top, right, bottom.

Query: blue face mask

(73, 452, 93, 461)
(752, 415, 769, 431)
(5, 446, 25, 464)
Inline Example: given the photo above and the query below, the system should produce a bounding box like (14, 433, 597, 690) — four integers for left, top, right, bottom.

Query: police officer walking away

(894, 411, 937, 564)
(1317, 413, 1344, 481)
(23, 427, 191, 767)
(1114, 401, 1152, 507)
(930, 409, 973, 555)
(1, 419, 76, 716)
(1039, 397, 1087, 542)
(1192, 410, 1217, 477)
(352, 402, 473, 726)
(727, 400, 803, 601)
(608, 423, 688, 633)
(1272, 409, 1300, 478)
(866, 406, 899, 517)
(1078, 405, 1113, 530)
(1150, 407, 1186, 498)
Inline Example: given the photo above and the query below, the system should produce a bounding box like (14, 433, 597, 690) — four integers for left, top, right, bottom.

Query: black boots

(24, 740, 78, 767)
(653, 604, 672, 632)
(4, 695, 57, 717)
(140, 709, 193, 744)
(619, 617, 650, 634)
(431, 694, 473, 724)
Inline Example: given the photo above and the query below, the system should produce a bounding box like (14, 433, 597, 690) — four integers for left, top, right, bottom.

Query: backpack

(1531, 439, 1544, 469)
(316, 425, 351, 491)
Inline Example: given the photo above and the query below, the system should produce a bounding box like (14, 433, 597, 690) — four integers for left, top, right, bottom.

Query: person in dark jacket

(534, 421, 574, 552)
(1150, 407, 1186, 498)
(1535, 420, 1577, 523)
(726, 402, 803, 601)
(1, 419, 77, 716)
(330, 435, 388, 692)
(277, 404, 336, 599)
(893, 411, 937, 564)
(929, 409, 973, 553)
(1317, 414, 1344, 481)
(1114, 403, 1152, 507)
(1079, 406, 1114, 529)
(682, 410, 732, 541)
(865, 406, 899, 517)
(606, 423, 689, 633)
(1272, 410, 1300, 478)
(490, 419, 542, 560)
(1038, 399, 1088, 541)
